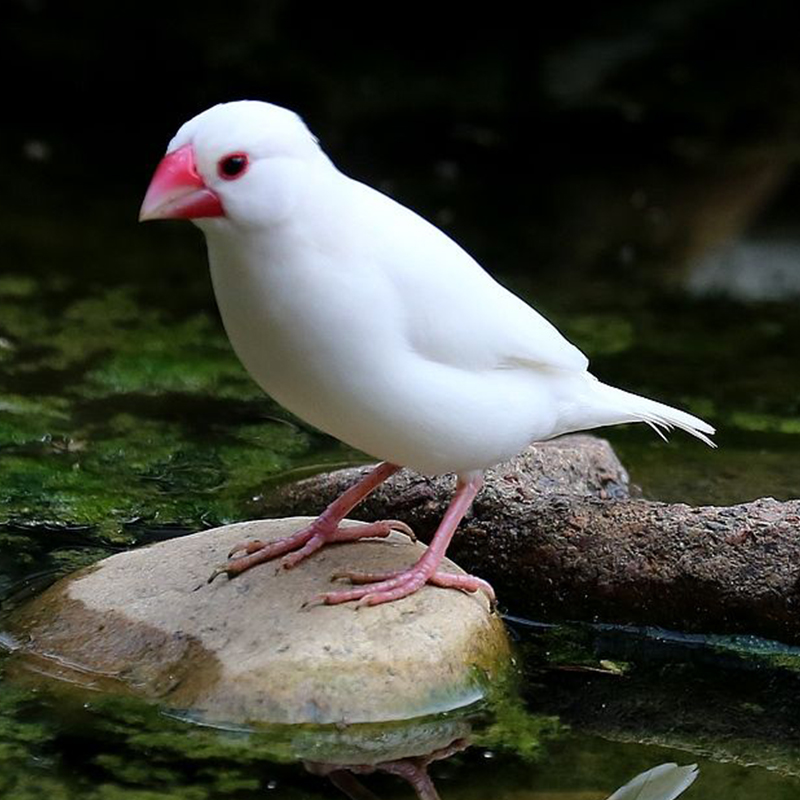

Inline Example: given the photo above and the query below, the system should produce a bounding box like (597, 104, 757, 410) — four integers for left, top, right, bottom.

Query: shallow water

(3, 613, 800, 798)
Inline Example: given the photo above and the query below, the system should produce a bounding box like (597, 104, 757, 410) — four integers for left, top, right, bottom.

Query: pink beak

(139, 144, 224, 221)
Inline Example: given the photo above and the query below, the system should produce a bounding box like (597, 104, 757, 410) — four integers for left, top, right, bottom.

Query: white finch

(140, 101, 714, 606)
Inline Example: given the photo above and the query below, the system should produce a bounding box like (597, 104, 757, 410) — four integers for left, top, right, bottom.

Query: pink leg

(376, 762, 439, 800)
(333, 567, 495, 602)
(318, 472, 492, 606)
(306, 737, 468, 800)
(319, 764, 439, 800)
(209, 462, 408, 582)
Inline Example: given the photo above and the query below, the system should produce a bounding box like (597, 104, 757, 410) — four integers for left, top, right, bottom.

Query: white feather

(168, 100, 714, 475)
(606, 763, 699, 800)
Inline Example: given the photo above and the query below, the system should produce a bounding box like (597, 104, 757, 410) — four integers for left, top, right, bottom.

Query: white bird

(139, 100, 715, 606)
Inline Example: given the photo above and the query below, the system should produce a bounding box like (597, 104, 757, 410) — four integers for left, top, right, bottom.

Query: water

(4, 2, 800, 792)
(2, 615, 800, 798)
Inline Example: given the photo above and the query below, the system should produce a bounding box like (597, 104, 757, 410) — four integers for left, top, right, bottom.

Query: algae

(0, 652, 560, 800)
(0, 679, 313, 800)
(0, 279, 329, 545)
(472, 679, 562, 760)
(563, 313, 635, 357)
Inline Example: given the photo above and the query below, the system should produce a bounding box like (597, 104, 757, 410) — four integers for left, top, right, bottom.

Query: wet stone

(5, 518, 511, 725)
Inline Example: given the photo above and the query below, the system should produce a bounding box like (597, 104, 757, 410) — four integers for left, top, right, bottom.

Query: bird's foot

(208, 518, 415, 582)
(324, 565, 495, 607)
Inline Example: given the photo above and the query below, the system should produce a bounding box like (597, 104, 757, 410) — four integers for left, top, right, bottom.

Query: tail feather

(565, 377, 716, 448)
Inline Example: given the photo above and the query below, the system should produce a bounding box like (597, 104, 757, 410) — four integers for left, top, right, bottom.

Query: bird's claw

(300, 594, 327, 611)
(206, 565, 231, 584)
(228, 539, 265, 559)
(323, 566, 495, 606)
(385, 520, 416, 541)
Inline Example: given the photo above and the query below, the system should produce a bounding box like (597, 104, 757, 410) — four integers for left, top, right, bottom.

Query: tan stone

(6, 517, 510, 725)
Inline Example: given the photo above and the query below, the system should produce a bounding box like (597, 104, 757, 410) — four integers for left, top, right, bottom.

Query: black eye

(218, 152, 249, 180)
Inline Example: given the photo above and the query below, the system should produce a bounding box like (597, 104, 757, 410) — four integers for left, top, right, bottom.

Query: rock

(5, 518, 510, 725)
(296, 714, 473, 768)
(265, 435, 800, 644)
(463, 494, 800, 644)
(264, 435, 631, 535)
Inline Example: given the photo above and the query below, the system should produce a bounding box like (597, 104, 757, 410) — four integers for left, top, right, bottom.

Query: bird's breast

(207, 232, 403, 421)
(204, 229, 563, 475)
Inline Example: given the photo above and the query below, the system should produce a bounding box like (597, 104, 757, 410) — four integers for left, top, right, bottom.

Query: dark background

(6, 0, 800, 289)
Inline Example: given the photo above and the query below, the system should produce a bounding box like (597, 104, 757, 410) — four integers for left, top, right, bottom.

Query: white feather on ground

(606, 762, 699, 800)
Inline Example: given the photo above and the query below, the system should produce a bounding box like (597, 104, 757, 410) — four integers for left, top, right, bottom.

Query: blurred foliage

(563, 314, 635, 357)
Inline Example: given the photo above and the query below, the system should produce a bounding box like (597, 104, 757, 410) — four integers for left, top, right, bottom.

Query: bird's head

(139, 100, 325, 230)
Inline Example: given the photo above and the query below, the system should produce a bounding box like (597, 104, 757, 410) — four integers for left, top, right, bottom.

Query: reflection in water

(308, 728, 698, 800)
(306, 737, 469, 800)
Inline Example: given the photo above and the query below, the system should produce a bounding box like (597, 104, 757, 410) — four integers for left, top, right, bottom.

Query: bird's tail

(559, 376, 716, 447)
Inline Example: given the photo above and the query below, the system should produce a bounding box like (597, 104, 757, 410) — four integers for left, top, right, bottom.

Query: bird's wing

(404, 265, 590, 373)
(350, 180, 589, 373)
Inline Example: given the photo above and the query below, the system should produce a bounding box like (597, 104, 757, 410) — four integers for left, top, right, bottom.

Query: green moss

(563, 313, 634, 356)
(0, 683, 288, 800)
(48, 547, 111, 575)
(706, 633, 800, 673)
(0, 688, 54, 761)
(535, 625, 599, 668)
(0, 682, 59, 799)
(0, 275, 39, 299)
(0, 279, 327, 542)
(609, 426, 800, 505)
(79, 308, 256, 398)
(474, 686, 562, 760)
(0, 412, 310, 537)
(0, 656, 565, 800)
(0, 395, 71, 419)
(0, 285, 255, 401)
(729, 411, 800, 435)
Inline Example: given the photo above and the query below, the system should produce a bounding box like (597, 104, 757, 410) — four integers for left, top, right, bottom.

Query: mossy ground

(0, 269, 366, 594)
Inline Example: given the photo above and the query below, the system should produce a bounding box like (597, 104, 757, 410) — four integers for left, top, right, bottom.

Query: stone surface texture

(7, 518, 509, 725)
(267, 435, 800, 644)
